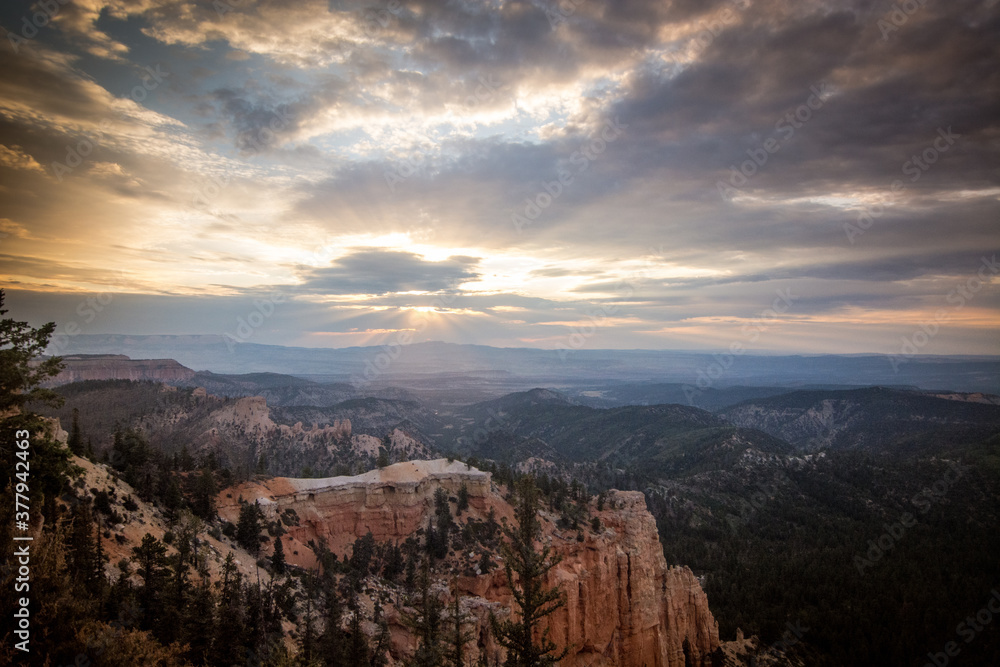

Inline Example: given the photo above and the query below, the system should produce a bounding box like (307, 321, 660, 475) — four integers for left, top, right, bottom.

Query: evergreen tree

(457, 483, 470, 515)
(0, 289, 73, 524)
(490, 477, 568, 667)
(318, 572, 345, 666)
(161, 472, 184, 520)
(404, 558, 446, 667)
(346, 593, 370, 666)
(300, 572, 319, 665)
(131, 532, 170, 630)
(350, 531, 376, 576)
(68, 406, 84, 456)
(272, 533, 287, 575)
(430, 487, 453, 560)
(191, 467, 217, 519)
(211, 553, 248, 665)
(179, 444, 195, 471)
(184, 574, 216, 664)
(448, 588, 475, 667)
(371, 600, 391, 667)
(236, 499, 264, 554)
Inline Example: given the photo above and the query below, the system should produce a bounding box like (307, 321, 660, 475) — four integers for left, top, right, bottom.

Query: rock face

(43, 354, 196, 386)
(219, 460, 720, 666)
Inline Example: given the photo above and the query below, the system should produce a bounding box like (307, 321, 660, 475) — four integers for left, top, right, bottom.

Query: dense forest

(0, 293, 582, 667)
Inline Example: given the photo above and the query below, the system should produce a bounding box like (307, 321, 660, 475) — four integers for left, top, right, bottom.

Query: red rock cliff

(218, 460, 720, 666)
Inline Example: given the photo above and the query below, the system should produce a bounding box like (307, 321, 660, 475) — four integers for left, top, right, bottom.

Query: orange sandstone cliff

(218, 460, 721, 666)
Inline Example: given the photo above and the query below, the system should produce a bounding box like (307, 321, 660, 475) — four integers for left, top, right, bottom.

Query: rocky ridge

(219, 460, 721, 666)
(43, 355, 196, 386)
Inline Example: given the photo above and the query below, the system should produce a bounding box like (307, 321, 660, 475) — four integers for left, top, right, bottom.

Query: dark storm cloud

(295, 249, 480, 295)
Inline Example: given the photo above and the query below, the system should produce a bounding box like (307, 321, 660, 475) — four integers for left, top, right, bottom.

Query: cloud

(0, 145, 45, 173)
(295, 248, 481, 295)
(0, 0, 996, 353)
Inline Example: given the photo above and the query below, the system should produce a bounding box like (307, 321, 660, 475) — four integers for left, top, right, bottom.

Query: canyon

(218, 459, 721, 666)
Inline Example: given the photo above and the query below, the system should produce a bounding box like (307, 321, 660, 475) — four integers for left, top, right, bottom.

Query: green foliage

(457, 482, 470, 514)
(0, 290, 74, 523)
(190, 468, 217, 519)
(271, 534, 286, 575)
(350, 531, 376, 576)
(403, 559, 446, 667)
(236, 499, 265, 554)
(68, 407, 84, 456)
(490, 477, 568, 667)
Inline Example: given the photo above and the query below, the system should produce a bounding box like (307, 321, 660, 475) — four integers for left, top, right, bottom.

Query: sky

(0, 0, 998, 355)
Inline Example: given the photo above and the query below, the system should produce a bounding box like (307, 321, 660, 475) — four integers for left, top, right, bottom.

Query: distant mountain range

(49, 334, 1000, 401)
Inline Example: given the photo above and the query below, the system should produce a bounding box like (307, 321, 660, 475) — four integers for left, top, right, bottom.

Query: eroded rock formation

(218, 460, 721, 666)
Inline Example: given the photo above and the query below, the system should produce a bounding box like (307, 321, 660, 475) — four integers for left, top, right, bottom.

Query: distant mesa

(42, 354, 196, 386)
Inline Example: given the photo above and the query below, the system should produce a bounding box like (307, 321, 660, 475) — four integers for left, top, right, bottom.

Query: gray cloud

(294, 249, 481, 295)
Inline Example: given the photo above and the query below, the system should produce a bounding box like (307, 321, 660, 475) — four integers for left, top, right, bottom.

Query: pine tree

(68, 407, 84, 456)
(448, 588, 475, 667)
(211, 553, 248, 666)
(457, 483, 470, 515)
(318, 572, 345, 666)
(192, 467, 217, 519)
(346, 592, 370, 666)
(371, 600, 391, 667)
(131, 532, 170, 630)
(184, 574, 216, 664)
(404, 558, 446, 667)
(490, 477, 568, 667)
(161, 473, 184, 520)
(236, 499, 264, 554)
(0, 289, 73, 524)
(179, 444, 195, 471)
(300, 572, 319, 665)
(272, 533, 287, 575)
